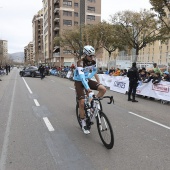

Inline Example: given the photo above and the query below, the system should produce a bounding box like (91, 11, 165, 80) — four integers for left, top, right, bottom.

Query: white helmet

(83, 45, 95, 56)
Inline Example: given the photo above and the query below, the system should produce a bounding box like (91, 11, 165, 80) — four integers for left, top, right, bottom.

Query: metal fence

(96, 53, 170, 71)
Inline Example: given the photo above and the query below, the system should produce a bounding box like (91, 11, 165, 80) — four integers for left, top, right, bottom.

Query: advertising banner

(110, 76, 129, 94)
(98, 74, 170, 101)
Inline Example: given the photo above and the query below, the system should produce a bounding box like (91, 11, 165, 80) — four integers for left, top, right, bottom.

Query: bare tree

(150, 0, 170, 29)
(110, 9, 170, 61)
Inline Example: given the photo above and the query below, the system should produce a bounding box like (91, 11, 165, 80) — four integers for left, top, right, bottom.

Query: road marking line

(0, 73, 17, 170)
(129, 112, 170, 130)
(22, 77, 33, 94)
(51, 80, 55, 82)
(69, 87, 75, 91)
(34, 99, 40, 106)
(43, 117, 55, 131)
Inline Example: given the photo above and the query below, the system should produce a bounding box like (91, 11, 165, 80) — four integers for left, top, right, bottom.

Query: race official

(127, 62, 141, 102)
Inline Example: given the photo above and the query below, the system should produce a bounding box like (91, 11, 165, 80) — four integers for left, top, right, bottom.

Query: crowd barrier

(97, 74, 170, 102)
(65, 71, 170, 101)
(0, 69, 5, 76)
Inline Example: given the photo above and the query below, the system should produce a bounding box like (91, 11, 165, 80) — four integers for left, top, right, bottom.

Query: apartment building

(32, 9, 44, 65)
(0, 40, 8, 64)
(138, 7, 170, 67)
(138, 40, 170, 65)
(42, 0, 101, 67)
(24, 42, 33, 65)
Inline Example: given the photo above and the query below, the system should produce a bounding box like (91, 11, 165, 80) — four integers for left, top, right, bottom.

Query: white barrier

(98, 74, 170, 101)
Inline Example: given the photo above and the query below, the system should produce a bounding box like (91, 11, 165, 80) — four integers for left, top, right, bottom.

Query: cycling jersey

(73, 58, 97, 90)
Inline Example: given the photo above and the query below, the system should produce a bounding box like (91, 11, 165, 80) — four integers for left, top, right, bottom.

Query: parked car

(19, 66, 41, 77)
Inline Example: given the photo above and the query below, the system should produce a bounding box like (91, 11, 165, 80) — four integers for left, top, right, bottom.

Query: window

(63, 50, 72, 54)
(63, 11, 72, 16)
(63, 20, 72, 26)
(87, 15, 95, 21)
(74, 3, 78, 7)
(87, 6, 95, 12)
(87, 0, 95, 2)
(63, 1, 72, 7)
(74, 12, 78, 17)
(74, 21, 78, 25)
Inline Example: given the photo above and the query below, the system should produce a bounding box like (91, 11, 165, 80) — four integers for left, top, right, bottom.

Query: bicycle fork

(96, 112, 108, 131)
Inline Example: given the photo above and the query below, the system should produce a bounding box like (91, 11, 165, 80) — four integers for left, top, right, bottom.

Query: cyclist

(73, 45, 106, 134)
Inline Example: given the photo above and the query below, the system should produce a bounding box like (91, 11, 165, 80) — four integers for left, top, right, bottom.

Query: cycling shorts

(75, 79, 100, 100)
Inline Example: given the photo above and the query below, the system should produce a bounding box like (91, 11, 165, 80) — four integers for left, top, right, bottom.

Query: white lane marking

(43, 117, 55, 132)
(51, 80, 55, 82)
(69, 87, 75, 91)
(34, 99, 40, 106)
(0, 73, 17, 170)
(129, 112, 170, 130)
(22, 77, 33, 94)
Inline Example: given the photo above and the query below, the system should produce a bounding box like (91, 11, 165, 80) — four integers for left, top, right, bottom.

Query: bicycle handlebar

(92, 95, 114, 104)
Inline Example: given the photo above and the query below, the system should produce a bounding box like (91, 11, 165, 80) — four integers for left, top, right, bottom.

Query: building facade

(24, 42, 33, 65)
(42, 0, 101, 67)
(0, 40, 8, 65)
(32, 9, 44, 65)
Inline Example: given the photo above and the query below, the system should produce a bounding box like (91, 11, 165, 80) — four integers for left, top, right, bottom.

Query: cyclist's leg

(96, 84, 106, 98)
(75, 81, 90, 134)
(74, 81, 85, 119)
(88, 80, 106, 98)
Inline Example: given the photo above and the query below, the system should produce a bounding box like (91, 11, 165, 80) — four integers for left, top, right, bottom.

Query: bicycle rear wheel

(96, 111, 114, 149)
(76, 103, 82, 128)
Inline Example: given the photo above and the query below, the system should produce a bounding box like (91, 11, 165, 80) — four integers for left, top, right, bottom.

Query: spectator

(109, 67, 115, 76)
(8, 65, 11, 73)
(139, 69, 146, 82)
(70, 63, 75, 70)
(45, 66, 50, 76)
(152, 72, 162, 84)
(113, 68, 121, 76)
(121, 69, 127, 76)
(105, 69, 109, 75)
(38, 64, 45, 79)
(143, 72, 150, 82)
(64, 66, 68, 72)
(162, 71, 170, 82)
(5, 64, 8, 75)
(153, 63, 162, 75)
(143, 70, 155, 83)
(98, 67, 103, 74)
(127, 62, 141, 102)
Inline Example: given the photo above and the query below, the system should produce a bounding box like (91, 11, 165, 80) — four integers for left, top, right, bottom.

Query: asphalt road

(0, 68, 170, 170)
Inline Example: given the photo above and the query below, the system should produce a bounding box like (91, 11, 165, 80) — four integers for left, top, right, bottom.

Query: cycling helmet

(83, 45, 95, 56)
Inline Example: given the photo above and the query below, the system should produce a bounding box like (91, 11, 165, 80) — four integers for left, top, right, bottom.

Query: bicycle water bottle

(89, 92, 94, 112)
(84, 95, 91, 117)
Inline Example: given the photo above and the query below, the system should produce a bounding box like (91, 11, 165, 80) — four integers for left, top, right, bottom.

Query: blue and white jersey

(73, 58, 97, 90)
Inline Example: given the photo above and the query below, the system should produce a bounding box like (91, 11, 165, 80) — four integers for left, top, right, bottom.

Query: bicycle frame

(93, 96, 114, 127)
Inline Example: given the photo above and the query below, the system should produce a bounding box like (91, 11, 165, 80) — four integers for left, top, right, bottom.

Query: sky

(0, 0, 152, 54)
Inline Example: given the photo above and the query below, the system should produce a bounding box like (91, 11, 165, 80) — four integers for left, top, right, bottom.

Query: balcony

(54, 6, 60, 13)
(54, 24, 60, 30)
(54, 0, 59, 4)
(54, 15, 60, 21)
(53, 52, 60, 57)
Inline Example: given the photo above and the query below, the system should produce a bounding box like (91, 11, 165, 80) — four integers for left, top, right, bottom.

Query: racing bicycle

(76, 94, 114, 149)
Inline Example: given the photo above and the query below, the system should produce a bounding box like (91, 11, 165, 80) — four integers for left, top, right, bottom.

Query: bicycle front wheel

(96, 111, 114, 149)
